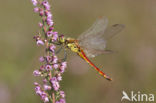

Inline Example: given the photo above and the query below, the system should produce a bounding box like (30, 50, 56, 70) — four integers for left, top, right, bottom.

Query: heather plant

(31, 0, 66, 103)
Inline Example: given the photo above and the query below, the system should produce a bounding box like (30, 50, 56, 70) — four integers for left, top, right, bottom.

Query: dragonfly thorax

(67, 43, 79, 53)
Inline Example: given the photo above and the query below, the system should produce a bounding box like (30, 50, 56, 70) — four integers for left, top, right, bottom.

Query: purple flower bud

(31, 0, 38, 6)
(43, 79, 48, 84)
(61, 62, 67, 68)
(34, 82, 39, 86)
(49, 27, 54, 31)
(41, 92, 49, 102)
(60, 66, 66, 73)
(47, 19, 54, 26)
(45, 65, 52, 71)
(57, 74, 62, 81)
(52, 81, 60, 91)
(39, 9, 44, 16)
(35, 86, 40, 91)
(37, 40, 44, 46)
(60, 99, 66, 103)
(50, 77, 57, 84)
(53, 64, 59, 69)
(50, 45, 56, 52)
(38, 22, 43, 28)
(39, 56, 45, 62)
(35, 86, 42, 95)
(42, 1, 51, 10)
(46, 56, 53, 63)
(44, 84, 51, 90)
(36, 89, 42, 95)
(34, 7, 39, 13)
(46, 31, 53, 37)
(43, 96, 49, 103)
(52, 56, 58, 63)
(45, 11, 52, 18)
(33, 70, 41, 76)
(40, 65, 45, 71)
(60, 91, 65, 98)
(52, 32, 58, 41)
(56, 101, 60, 103)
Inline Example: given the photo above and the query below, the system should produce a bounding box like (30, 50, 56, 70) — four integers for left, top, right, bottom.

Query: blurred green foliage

(0, 0, 156, 103)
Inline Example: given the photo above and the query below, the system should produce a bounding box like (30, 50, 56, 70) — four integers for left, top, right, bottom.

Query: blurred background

(0, 0, 156, 103)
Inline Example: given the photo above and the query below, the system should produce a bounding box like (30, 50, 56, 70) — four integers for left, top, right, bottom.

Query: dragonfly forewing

(78, 17, 125, 58)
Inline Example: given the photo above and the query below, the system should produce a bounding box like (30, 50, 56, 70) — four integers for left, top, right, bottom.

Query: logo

(121, 91, 154, 102)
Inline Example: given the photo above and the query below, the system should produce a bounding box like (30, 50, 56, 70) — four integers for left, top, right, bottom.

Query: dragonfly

(56, 17, 125, 81)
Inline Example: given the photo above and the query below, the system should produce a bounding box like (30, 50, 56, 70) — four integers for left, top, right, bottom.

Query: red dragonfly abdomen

(78, 49, 112, 81)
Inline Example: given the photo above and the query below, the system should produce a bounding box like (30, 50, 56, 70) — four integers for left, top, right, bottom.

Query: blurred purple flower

(60, 99, 66, 103)
(53, 64, 59, 69)
(52, 56, 58, 63)
(38, 22, 43, 28)
(39, 9, 44, 16)
(31, 0, 38, 6)
(46, 31, 53, 37)
(60, 91, 65, 98)
(39, 56, 45, 62)
(33, 70, 41, 76)
(34, 7, 39, 13)
(37, 40, 44, 46)
(57, 73, 62, 81)
(41, 92, 49, 102)
(45, 65, 52, 71)
(42, 1, 51, 10)
(44, 84, 51, 90)
(50, 44, 56, 52)
(46, 56, 53, 63)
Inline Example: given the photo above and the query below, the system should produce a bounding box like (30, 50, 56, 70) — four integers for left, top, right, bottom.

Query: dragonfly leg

(61, 48, 67, 61)
(56, 46, 63, 54)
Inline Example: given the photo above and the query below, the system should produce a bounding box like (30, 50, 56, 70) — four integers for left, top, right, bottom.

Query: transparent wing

(78, 18, 125, 58)
(78, 17, 108, 41)
(102, 24, 125, 40)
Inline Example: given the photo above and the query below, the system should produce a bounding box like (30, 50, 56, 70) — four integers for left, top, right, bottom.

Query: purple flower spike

(31, 0, 66, 102)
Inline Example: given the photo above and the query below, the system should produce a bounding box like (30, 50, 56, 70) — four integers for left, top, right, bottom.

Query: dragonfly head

(58, 35, 66, 43)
